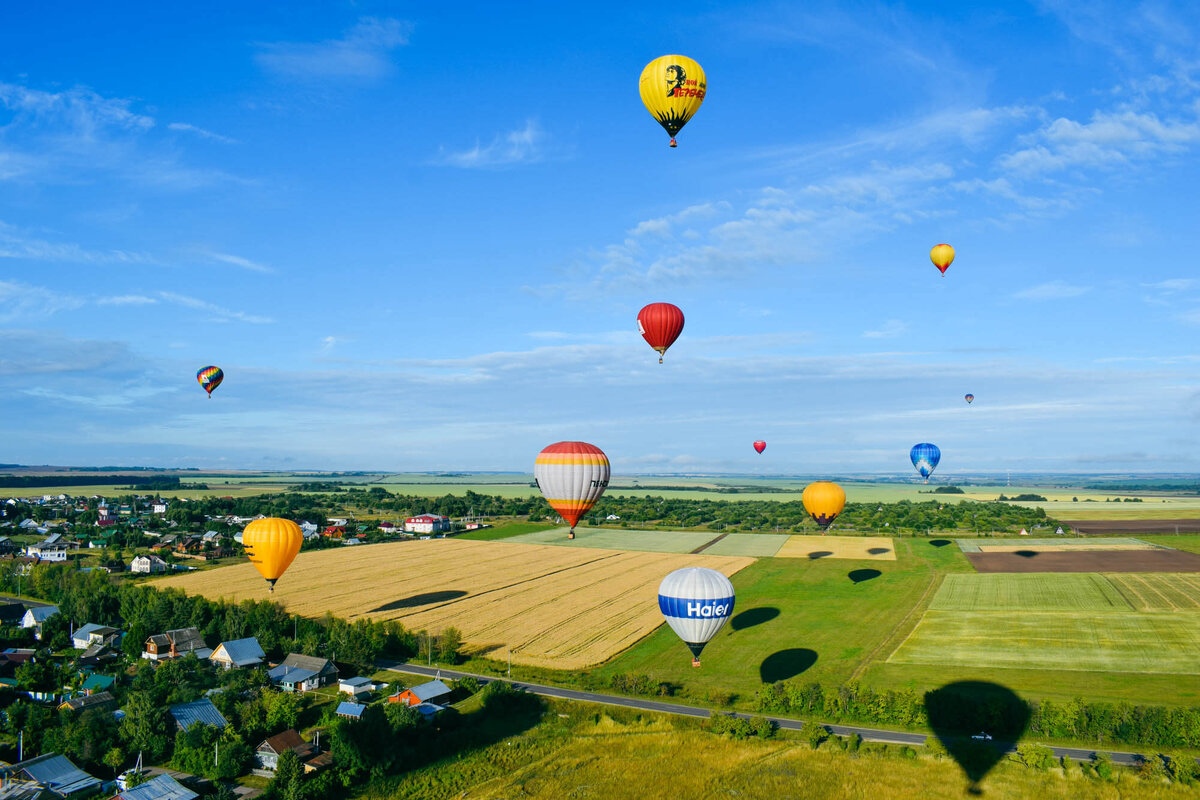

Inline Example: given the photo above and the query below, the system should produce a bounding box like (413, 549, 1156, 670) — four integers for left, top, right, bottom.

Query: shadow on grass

(867, 547, 890, 555)
(807, 551, 833, 559)
(925, 680, 1031, 795)
(929, 539, 952, 547)
(731, 607, 780, 631)
(848, 568, 881, 584)
(760, 648, 817, 683)
(370, 590, 468, 613)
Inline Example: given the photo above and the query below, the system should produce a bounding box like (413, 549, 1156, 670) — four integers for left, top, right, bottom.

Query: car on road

(971, 732, 992, 740)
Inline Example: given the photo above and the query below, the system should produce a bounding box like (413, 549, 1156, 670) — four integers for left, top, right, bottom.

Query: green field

(1108, 574, 1200, 611)
(699, 533, 790, 557)
(504, 526, 720, 553)
(930, 573, 1132, 611)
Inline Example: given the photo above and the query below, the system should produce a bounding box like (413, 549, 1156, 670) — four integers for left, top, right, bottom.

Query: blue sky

(1, 1, 1198, 474)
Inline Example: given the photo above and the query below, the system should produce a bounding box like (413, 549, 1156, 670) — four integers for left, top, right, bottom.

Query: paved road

(384, 661, 1153, 767)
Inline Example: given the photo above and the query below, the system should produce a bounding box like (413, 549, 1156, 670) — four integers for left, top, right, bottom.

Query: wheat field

(775, 535, 897, 560)
(155, 539, 753, 669)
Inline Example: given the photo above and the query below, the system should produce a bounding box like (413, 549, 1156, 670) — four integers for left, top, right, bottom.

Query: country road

(382, 662, 1156, 768)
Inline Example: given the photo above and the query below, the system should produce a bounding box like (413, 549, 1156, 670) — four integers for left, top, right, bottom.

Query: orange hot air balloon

(930, 243, 955, 275)
(242, 517, 302, 591)
(802, 481, 846, 531)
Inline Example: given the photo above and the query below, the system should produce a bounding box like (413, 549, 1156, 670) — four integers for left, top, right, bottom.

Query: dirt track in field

(1061, 518, 1200, 534)
(967, 549, 1200, 573)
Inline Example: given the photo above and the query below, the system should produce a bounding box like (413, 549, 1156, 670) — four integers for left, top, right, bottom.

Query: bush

(899, 746, 917, 759)
(806, 723, 826, 750)
(1168, 754, 1197, 784)
(1093, 753, 1113, 780)
(847, 733, 862, 753)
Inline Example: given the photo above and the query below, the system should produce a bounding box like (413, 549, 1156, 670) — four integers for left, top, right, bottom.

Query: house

(268, 653, 338, 693)
(327, 517, 349, 527)
(335, 701, 366, 719)
(115, 773, 198, 800)
(403, 514, 451, 534)
(0, 601, 26, 626)
(143, 627, 211, 661)
(0, 648, 34, 678)
(299, 521, 319, 539)
(0, 536, 17, 554)
(321, 526, 345, 539)
(168, 698, 228, 731)
(130, 554, 168, 574)
(25, 542, 68, 562)
(210, 637, 265, 670)
(71, 623, 121, 651)
(388, 679, 451, 707)
(201, 530, 222, 543)
(0, 753, 101, 796)
(255, 729, 318, 772)
(58, 690, 117, 714)
(378, 522, 397, 534)
(21, 605, 59, 638)
(464, 522, 491, 531)
(338, 676, 373, 697)
(81, 674, 115, 694)
(151, 502, 168, 514)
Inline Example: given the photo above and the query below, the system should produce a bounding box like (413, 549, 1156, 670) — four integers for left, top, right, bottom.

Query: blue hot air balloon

(910, 443, 941, 483)
(658, 567, 735, 667)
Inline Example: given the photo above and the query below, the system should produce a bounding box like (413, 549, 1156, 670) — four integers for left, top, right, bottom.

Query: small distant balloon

(753, 440, 766, 454)
(802, 481, 846, 531)
(637, 303, 685, 364)
(910, 443, 941, 483)
(930, 243, 955, 275)
(658, 567, 734, 667)
(197, 366, 223, 398)
(964, 393, 974, 404)
(639, 55, 707, 148)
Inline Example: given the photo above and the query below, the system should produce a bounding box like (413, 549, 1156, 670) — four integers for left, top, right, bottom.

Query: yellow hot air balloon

(243, 517, 302, 591)
(639, 55, 706, 147)
(930, 243, 955, 275)
(802, 481, 846, 532)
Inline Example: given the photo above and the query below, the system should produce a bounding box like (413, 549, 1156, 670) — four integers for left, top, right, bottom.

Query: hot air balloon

(910, 443, 941, 483)
(753, 440, 766, 454)
(637, 303, 685, 364)
(930, 243, 955, 275)
(197, 366, 223, 397)
(658, 567, 734, 667)
(534, 442, 610, 539)
(639, 55, 706, 147)
(242, 517, 302, 592)
(802, 481, 846, 531)
(964, 394, 974, 404)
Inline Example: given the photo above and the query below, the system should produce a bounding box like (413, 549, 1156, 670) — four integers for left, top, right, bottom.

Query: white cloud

(0, 280, 83, 320)
(1142, 278, 1200, 292)
(436, 120, 546, 168)
(97, 295, 157, 306)
(999, 110, 1200, 176)
(863, 320, 908, 339)
(0, 221, 156, 265)
(1012, 280, 1092, 300)
(205, 251, 275, 274)
(256, 17, 412, 79)
(158, 291, 274, 324)
(167, 122, 237, 144)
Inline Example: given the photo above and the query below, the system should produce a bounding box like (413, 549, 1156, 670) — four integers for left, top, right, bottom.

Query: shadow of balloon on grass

(807, 551, 833, 559)
(760, 648, 817, 683)
(929, 539, 953, 548)
(731, 607, 780, 631)
(848, 568, 881, 584)
(370, 589, 468, 613)
(867, 547, 890, 555)
(925, 681, 1031, 795)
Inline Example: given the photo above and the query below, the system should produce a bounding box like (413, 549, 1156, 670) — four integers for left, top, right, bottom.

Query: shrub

(1093, 753, 1113, 780)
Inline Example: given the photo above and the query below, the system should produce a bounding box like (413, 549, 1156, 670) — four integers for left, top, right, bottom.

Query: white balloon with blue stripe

(658, 567, 735, 666)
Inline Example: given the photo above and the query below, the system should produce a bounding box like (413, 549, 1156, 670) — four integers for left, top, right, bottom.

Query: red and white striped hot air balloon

(534, 442, 610, 539)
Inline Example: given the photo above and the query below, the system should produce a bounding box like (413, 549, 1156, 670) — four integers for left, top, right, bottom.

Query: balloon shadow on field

(1014, 550, 1038, 558)
(731, 607, 780, 631)
(370, 590, 468, 613)
(807, 551, 833, 559)
(925, 680, 1031, 795)
(930, 539, 953, 548)
(867, 548, 890, 555)
(760, 649, 818, 684)
(848, 569, 881, 584)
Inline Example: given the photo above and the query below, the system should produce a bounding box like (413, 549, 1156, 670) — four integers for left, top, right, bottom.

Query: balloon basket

(691, 658, 701, 668)
(669, 138, 677, 148)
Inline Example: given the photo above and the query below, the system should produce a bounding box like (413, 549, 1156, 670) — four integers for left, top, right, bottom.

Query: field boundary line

(851, 561, 944, 680)
(692, 533, 728, 554)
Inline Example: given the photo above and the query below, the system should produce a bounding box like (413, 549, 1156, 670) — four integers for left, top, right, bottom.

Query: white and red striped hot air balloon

(534, 441, 610, 539)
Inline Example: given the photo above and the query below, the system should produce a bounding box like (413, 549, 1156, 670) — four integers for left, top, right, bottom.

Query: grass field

(504, 526, 720, 553)
(154, 538, 753, 670)
(931, 574, 1132, 611)
(699, 533, 790, 557)
(775, 535, 897, 560)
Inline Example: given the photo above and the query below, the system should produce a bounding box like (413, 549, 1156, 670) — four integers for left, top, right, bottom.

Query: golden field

(775, 535, 897, 560)
(155, 539, 753, 669)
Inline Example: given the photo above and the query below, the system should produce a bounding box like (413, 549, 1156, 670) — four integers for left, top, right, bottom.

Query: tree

(268, 749, 306, 800)
(103, 747, 126, 779)
(806, 722, 825, 750)
(438, 627, 462, 663)
(119, 692, 172, 763)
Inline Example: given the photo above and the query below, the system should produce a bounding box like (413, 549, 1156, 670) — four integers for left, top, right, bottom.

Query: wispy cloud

(0, 221, 156, 265)
(158, 291, 274, 324)
(0, 280, 83, 320)
(167, 122, 237, 144)
(97, 295, 157, 306)
(1142, 278, 1199, 292)
(436, 120, 546, 168)
(256, 17, 412, 80)
(863, 320, 908, 339)
(999, 110, 1200, 176)
(1012, 280, 1092, 300)
(204, 251, 275, 274)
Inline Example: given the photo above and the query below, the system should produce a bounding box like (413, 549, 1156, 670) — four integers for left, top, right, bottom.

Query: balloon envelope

(658, 567, 734, 665)
(911, 443, 941, 481)
(242, 517, 302, 591)
(965, 394, 974, 404)
(639, 55, 706, 146)
(637, 303, 685, 363)
(802, 481, 846, 529)
(753, 440, 766, 454)
(197, 366, 223, 396)
(534, 442, 610, 536)
(930, 243, 955, 275)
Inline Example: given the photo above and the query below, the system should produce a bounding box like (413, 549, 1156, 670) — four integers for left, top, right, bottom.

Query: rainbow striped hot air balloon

(197, 366, 223, 397)
(534, 442, 610, 539)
